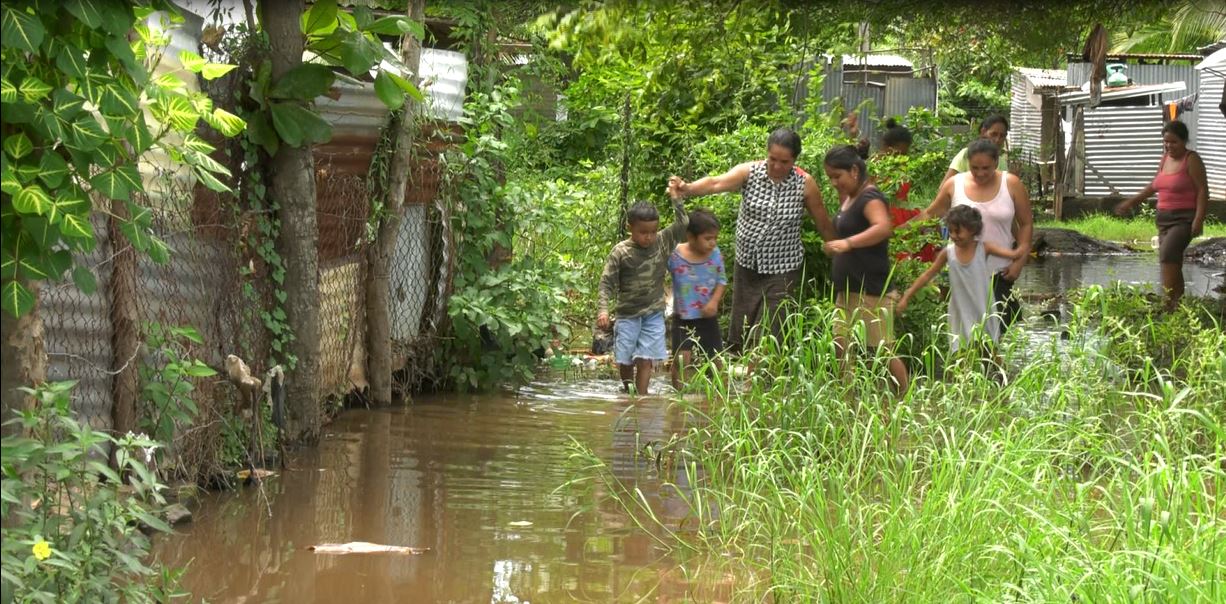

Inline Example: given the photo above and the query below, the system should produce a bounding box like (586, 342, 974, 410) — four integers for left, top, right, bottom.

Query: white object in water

(1150, 235, 1160, 250)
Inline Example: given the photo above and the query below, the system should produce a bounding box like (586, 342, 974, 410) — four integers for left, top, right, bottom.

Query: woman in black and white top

(668, 128, 837, 354)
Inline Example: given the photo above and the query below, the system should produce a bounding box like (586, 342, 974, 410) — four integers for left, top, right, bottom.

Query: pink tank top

(952, 172, 1016, 273)
(1151, 154, 1197, 211)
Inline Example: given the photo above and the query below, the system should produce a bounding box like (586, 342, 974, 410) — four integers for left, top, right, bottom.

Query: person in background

(914, 139, 1033, 335)
(1113, 121, 1208, 311)
(667, 128, 837, 355)
(667, 209, 727, 390)
(822, 145, 908, 395)
(943, 115, 1009, 184)
(597, 199, 689, 395)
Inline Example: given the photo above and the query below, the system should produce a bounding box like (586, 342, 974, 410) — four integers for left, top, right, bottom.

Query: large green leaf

(386, 71, 424, 103)
(90, 165, 141, 201)
(21, 215, 59, 249)
(202, 107, 246, 137)
(53, 89, 87, 120)
(100, 84, 141, 118)
(366, 16, 424, 38)
(269, 102, 332, 147)
(55, 45, 89, 80)
(72, 266, 96, 294)
(2, 280, 35, 318)
(152, 94, 199, 132)
(66, 115, 107, 151)
(246, 111, 279, 155)
(13, 184, 52, 215)
(123, 120, 153, 154)
(373, 70, 404, 110)
(338, 30, 382, 75)
(64, 0, 104, 29)
(148, 236, 170, 264)
(268, 64, 336, 100)
(58, 213, 94, 240)
(18, 76, 52, 102)
(193, 165, 228, 192)
(118, 217, 151, 252)
(201, 63, 237, 80)
(0, 157, 18, 195)
(0, 77, 16, 103)
(38, 152, 69, 188)
(3, 133, 33, 160)
(178, 49, 207, 73)
(301, 0, 338, 36)
(1, 6, 46, 54)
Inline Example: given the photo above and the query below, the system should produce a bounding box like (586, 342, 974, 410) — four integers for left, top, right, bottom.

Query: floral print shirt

(669, 246, 727, 320)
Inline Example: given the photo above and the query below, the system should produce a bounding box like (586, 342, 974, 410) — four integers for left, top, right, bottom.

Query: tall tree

(262, 0, 323, 441)
(366, 0, 425, 407)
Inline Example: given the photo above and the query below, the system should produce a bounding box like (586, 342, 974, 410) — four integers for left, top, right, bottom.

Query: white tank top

(952, 172, 1016, 273)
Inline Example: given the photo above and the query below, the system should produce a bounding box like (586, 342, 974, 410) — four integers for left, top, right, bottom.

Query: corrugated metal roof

(1197, 48, 1226, 75)
(840, 54, 914, 69)
(1017, 67, 1067, 90)
(1058, 81, 1186, 105)
(1082, 106, 1166, 197)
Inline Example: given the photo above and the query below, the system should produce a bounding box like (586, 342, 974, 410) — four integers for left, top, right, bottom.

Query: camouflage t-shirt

(598, 201, 689, 318)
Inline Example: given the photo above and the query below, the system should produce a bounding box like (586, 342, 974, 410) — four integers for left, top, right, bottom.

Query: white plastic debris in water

(508, 521, 533, 527)
(308, 542, 429, 555)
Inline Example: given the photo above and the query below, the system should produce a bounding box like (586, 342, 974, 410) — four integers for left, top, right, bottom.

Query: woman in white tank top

(910, 139, 1033, 334)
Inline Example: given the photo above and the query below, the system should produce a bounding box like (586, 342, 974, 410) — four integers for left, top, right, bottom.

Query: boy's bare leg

(634, 358, 653, 395)
(619, 364, 635, 393)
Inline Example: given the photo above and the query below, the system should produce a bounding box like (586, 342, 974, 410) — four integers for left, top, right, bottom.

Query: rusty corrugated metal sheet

(1068, 61, 1199, 140)
(1083, 106, 1166, 197)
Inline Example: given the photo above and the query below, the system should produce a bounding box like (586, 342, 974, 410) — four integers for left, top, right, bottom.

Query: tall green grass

(568, 285, 1226, 601)
(1037, 215, 1226, 243)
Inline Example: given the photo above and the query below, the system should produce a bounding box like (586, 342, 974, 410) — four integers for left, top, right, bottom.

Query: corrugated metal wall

(842, 84, 885, 143)
(1068, 61, 1199, 140)
(883, 76, 937, 121)
(1083, 106, 1165, 196)
(1197, 71, 1226, 199)
(1009, 73, 1042, 162)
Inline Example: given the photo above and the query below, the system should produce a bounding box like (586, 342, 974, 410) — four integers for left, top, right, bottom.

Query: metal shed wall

(1197, 71, 1226, 199)
(1009, 73, 1042, 162)
(1068, 61, 1199, 140)
(1082, 106, 1165, 197)
(883, 76, 937, 122)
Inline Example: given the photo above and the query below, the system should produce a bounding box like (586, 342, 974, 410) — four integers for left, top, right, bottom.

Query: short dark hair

(687, 209, 720, 236)
(967, 138, 1000, 162)
(946, 204, 984, 235)
(767, 127, 802, 159)
(1162, 120, 1189, 143)
(626, 201, 659, 225)
(823, 144, 867, 184)
(881, 117, 913, 148)
(980, 114, 1009, 133)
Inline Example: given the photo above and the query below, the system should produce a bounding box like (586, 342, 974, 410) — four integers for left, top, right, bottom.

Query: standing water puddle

(152, 378, 721, 602)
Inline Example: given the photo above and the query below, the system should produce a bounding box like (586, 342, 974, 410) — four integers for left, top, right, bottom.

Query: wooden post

(109, 200, 141, 440)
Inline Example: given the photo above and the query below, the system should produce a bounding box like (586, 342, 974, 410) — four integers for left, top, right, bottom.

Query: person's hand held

(1192, 218, 1204, 238)
(597, 312, 610, 330)
(824, 239, 851, 255)
(1113, 200, 1130, 216)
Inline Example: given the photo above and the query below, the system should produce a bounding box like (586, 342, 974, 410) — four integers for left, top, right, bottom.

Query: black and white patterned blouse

(734, 162, 809, 274)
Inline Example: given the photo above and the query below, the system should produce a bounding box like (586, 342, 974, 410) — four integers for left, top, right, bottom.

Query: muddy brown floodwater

(151, 378, 732, 603)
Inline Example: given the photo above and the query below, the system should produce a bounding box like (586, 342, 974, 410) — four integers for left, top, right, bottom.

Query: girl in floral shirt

(668, 209, 727, 390)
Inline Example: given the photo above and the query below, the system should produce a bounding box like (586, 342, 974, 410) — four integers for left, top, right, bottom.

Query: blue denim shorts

(613, 311, 667, 366)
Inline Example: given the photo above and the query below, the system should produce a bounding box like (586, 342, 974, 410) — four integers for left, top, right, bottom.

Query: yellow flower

(32, 539, 52, 561)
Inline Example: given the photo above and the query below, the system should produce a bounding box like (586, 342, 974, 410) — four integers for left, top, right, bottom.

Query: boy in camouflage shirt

(597, 199, 689, 394)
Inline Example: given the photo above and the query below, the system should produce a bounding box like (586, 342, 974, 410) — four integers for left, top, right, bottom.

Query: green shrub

(1, 382, 184, 603)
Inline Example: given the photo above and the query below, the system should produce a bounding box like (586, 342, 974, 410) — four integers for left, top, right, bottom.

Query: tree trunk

(109, 200, 141, 439)
(1, 284, 46, 437)
(365, 0, 425, 407)
(266, 0, 322, 443)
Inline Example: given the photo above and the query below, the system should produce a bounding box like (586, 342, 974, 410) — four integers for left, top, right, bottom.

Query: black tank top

(832, 186, 890, 296)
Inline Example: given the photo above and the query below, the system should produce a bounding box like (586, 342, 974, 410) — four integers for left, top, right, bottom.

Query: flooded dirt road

(153, 379, 706, 603)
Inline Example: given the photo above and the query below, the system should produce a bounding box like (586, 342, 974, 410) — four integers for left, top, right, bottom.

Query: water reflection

(1016, 254, 1223, 300)
(152, 379, 722, 603)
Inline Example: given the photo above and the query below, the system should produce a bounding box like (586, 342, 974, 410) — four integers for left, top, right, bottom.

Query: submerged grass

(1037, 215, 1226, 244)
(568, 286, 1226, 602)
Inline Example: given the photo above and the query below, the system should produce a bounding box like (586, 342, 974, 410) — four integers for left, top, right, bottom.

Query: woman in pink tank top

(1114, 121, 1208, 311)
(911, 139, 1033, 335)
